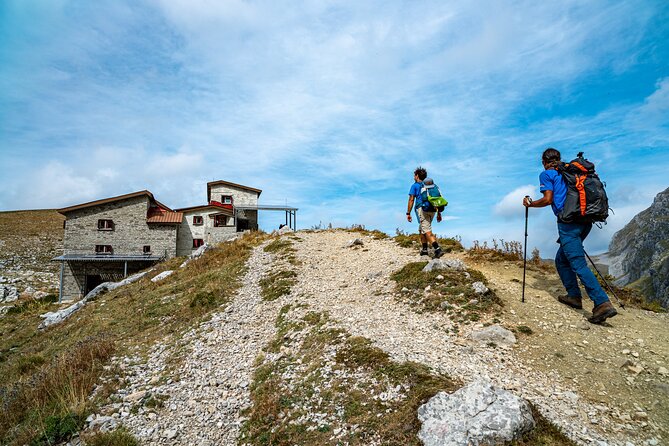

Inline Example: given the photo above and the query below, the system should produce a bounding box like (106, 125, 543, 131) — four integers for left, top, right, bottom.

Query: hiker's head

(542, 148, 561, 169)
(414, 167, 427, 181)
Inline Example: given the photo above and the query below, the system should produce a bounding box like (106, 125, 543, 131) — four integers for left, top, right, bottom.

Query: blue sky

(1, 0, 668, 257)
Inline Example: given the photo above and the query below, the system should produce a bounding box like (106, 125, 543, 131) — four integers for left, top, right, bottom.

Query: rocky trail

(95, 231, 667, 446)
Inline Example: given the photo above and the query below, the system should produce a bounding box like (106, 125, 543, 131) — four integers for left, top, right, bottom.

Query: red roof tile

(146, 207, 183, 224)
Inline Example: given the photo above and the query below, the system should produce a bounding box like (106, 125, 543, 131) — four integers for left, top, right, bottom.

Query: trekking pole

(522, 196, 531, 303)
(584, 250, 625, 309)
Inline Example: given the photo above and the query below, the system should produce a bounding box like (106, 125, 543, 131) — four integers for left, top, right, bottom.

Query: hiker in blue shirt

(407, 167, 443, 258)
(523, 148, 616, 324)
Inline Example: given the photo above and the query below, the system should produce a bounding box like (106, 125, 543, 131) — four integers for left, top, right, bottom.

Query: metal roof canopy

(52, 254, 163, 262)
(235, 204, 298, 230)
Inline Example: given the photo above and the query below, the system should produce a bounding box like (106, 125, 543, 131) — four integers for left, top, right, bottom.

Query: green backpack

(420, 178, 448, 212)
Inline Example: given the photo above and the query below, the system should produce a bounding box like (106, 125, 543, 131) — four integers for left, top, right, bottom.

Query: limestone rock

(422, 258, 466, 272)
(278, 225, 294, 234)
(0, 285, 19, 303)
(151, 270, 174, 282)
(472, 281, 489, 294)
(346, 238, 364, 248)
(468, 325, 517, 346)
(418, 380, 535, 446)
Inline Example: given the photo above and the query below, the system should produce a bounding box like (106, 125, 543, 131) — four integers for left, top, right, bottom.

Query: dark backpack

(557, 152, 609, 224)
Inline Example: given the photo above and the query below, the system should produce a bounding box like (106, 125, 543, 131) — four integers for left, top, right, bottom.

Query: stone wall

(63, 196, 178, 258)
(209, 184, 259, 207)
(177, 209, 237, 257)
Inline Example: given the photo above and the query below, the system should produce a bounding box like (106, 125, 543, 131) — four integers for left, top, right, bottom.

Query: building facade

(55, 181, 262, 301)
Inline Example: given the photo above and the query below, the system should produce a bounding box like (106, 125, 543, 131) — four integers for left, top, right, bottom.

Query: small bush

(30, 413, 85, 446)
(84, 429, 139, 446)
(516, 325, 533, 335)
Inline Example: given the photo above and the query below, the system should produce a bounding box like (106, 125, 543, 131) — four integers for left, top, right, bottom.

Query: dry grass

(0, 232, 269, 445)
(344, 224, 389, 240)
(394, 230, 464, 252)
(0, 337, 114, 445)
(391, 261, 502, 325)
(82, 428, 139, 446)
(597, 275, 666, 313)
(0, 209, 64, 269)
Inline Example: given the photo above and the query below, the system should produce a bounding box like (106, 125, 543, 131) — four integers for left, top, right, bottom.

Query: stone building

(53, 180, 292, 301)
(54, 191, 182, 300)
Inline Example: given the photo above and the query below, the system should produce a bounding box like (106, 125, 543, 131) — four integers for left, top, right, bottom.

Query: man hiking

(523, 148, 617, 324)
(407, 167, 444, 258)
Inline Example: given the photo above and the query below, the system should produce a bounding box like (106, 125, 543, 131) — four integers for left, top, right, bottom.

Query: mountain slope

(608, 187, 669, 308)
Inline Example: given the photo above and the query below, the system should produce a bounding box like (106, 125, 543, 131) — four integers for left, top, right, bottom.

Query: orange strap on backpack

(575, 175, 587, 216)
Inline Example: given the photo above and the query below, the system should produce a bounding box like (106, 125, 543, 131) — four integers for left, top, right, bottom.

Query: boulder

(472, 281, 489, 295)
(151, 270, 174, 282)
(180, 243, 213, 268)
(422, 258, 466, 272)
(346, 238, 364, 248)
(468, 325, 517, 346)
(0, 285, 19, 303)
(418, 380, 535, 446)
(278, 225, 294, 234)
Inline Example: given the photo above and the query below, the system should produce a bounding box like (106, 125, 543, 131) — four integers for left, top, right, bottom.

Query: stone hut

(53, 180, 267, 301)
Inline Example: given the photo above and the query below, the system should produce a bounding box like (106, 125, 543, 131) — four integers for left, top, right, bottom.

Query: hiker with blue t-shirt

(407, 167, 443, 258)
(523, 148, 617, 325)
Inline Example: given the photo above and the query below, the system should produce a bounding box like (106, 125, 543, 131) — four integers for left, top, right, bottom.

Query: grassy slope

(0, 210, 64, 275)
(0, 232, 267, 445)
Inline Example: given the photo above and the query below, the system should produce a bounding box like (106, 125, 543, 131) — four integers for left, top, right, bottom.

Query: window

(143, 245, 151, 254)
(214, 215, 228, 227)
(193, 238, 204, 248)
(193, 215, 203, 225)
(221, 195, 233, 204)
(98, 219, 114, 231)
(95, 245, 113, 254)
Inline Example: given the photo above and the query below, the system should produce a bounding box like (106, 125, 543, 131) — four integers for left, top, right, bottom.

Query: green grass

(260, 270, 298, 301)
(391, 261, 502, 322)
(83, 428, 139, 446)
(240, 307, 458, 446)
(0, 232, 268, 445)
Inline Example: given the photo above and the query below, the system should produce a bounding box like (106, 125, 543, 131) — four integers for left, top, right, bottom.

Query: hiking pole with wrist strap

(522, 196, 531, 303)
(584, 250, 625, 309)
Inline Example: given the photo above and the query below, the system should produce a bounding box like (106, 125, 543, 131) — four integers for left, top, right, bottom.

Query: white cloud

(493, 185, 537, 219)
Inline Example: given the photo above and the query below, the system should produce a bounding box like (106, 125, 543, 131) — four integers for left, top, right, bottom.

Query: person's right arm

(407, 195, 414, 222)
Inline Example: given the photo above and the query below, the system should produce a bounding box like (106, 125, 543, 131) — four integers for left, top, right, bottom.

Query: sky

(1, 0, 668, 257)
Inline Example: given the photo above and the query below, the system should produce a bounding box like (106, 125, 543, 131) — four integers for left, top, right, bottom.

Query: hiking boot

(433, 247, 444, 259)
(420, 249, 429, 256)
(558, 294, 583, 309)
(588, 301, 618, 325)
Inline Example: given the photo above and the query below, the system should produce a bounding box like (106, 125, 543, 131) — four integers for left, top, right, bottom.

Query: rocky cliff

(608, 187, 669, 308)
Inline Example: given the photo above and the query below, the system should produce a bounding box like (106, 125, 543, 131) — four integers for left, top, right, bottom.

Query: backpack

(420, 178, 448, 212)
(557, 152, 609, 224)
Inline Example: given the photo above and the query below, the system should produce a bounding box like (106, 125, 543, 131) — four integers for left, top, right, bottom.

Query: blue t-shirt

(539, 169, 567, 216)
(409, 182, 423, 209)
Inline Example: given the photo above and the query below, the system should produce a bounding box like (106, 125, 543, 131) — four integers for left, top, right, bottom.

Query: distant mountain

(608, 187, 669, 308)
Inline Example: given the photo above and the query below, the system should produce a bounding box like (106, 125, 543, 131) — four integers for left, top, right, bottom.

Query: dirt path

(468, 256, 669, 443)
(288, 230, 667, 446)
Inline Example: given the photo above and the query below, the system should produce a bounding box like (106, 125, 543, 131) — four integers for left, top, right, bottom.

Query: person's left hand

(436, 212, 442, 222)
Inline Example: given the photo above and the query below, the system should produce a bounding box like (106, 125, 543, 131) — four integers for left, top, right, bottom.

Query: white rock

(151, 270, 174, 282)
(471, 281, 489, 294)
(468, 325, 517, 346)
(422, 258, 466, 272)
(418, 380, 535, 446)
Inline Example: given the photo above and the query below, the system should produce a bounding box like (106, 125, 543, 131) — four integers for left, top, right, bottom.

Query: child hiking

(407, 167, 444, 258)
(523, 148, 617, 325)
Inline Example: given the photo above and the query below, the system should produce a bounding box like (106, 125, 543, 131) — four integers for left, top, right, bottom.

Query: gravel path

(93, 231, 665, 445)
(100, 243, 282, 445)
(290, 231, 651, 446)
